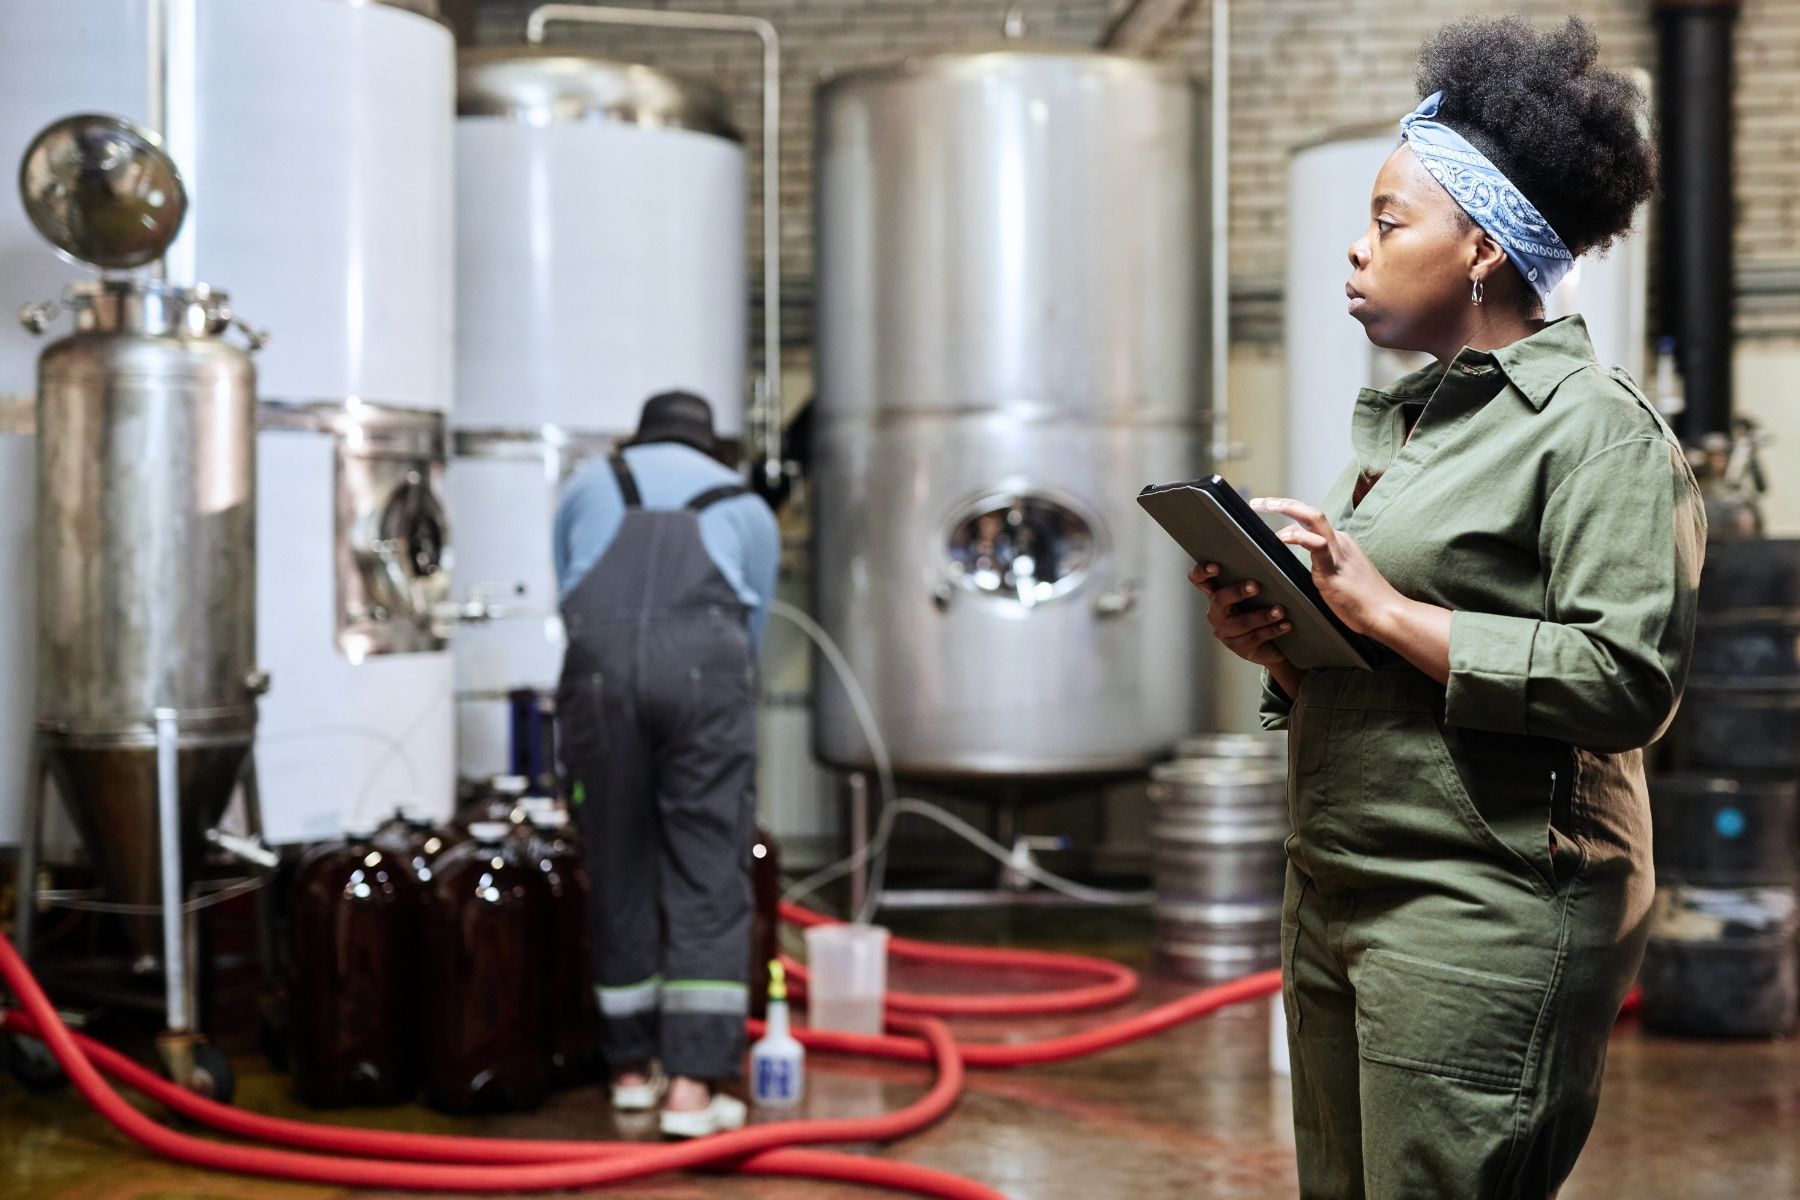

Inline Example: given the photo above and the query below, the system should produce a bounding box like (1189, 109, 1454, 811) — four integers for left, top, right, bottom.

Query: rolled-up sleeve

(1444, 437, 1706, 752)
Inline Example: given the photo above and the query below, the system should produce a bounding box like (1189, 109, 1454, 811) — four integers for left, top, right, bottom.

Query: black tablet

(1138, 475, 1374, 671)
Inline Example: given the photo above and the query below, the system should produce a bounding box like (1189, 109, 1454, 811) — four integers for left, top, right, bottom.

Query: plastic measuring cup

(802, 923, 890, 1034)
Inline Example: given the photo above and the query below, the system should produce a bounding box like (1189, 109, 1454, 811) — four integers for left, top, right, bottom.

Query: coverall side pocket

(1280, 863, 1307, 1033)
(1353, 948, 1545, 1091)
(1427, 723, 1557, 900)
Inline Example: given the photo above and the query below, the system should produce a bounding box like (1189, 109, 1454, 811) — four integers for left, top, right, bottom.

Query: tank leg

(152, 708, 194, 1036)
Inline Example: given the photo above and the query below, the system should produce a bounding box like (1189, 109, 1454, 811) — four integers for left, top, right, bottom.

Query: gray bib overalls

(557, 452, 758, 1082)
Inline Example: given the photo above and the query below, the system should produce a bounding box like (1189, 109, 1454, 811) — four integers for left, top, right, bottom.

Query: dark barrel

(1665, 539, 1800, 771)
(1641, 774, 1799, 1038)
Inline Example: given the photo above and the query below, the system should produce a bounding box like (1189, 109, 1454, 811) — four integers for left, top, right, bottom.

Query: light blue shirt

(553, 442, 781, 647)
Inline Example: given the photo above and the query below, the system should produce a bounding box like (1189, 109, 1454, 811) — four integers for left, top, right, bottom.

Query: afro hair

(1416, 15, 1657, 258)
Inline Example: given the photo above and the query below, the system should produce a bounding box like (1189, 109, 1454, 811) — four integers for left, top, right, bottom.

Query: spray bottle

(749, 959, 804, 1109)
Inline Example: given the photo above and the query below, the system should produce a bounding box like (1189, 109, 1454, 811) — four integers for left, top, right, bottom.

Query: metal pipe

(847, 771, 869, 919)
(146, 0, 165, 282)
(205, 829, 280, 872)
(145, 0, 198, 284)
(1652, 0, 1740, 441)
(1208, 0, 1231, 466)
(153, 708, 191, 1034)
(527, 4, 784, 490)
(160, 0, 199, 286)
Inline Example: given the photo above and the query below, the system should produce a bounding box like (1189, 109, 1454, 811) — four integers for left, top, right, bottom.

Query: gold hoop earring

(1471, 278, 1485, 306)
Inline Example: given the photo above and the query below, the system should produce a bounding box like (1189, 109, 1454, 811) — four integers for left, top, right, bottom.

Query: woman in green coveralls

(1193, 18, 1704, 1198)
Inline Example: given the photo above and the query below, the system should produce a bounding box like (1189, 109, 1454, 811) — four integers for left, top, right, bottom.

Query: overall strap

(686, 483, 751, 513)
(608, 452, 642, 508)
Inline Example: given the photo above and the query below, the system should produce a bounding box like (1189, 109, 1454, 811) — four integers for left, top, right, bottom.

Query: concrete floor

(3, 909, 1798, 1200)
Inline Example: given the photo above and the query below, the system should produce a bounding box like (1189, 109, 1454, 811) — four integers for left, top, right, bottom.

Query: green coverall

(1261, 316, 1706, 1199)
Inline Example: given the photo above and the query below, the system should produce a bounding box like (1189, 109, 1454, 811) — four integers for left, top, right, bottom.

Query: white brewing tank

(450, 50, 747, 781)
(0, 0, 456, 845)
(1284, 127, 1650, 504)
(257, 402, 455, 843)
(812, 47, 1208, 782)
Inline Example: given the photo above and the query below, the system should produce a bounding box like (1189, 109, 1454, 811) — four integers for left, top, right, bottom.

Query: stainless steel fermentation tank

(31, 280, 261, 961)
(812, 47, 1208, 783)
(8, 117, 265, 1093)
(29, 275, 262, 964)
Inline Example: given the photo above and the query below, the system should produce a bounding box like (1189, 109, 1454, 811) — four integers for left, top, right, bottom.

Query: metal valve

(232, 318, 271, 352)
(1094, 580, 1139, 618)
(18, 299, 58, 334)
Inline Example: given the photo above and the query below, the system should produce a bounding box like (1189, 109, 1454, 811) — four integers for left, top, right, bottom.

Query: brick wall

(470, 0, 1800, 341)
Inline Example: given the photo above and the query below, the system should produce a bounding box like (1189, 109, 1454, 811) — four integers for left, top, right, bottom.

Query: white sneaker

(659, 1092, 748, 1139)
(610, 1065, 667, 1112)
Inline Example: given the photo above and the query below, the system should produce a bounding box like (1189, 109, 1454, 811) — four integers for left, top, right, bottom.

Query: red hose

(0, 900, 1641, 1198)
(0, 1006, 1000, 1199)
(780, 900, 1140, 1015)
(0, 929, 1000, 1198)
(762, 970, 1280, 1067)
(0, 904, 1278, 1198)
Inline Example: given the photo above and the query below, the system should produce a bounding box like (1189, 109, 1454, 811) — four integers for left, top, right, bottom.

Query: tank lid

(395, 798, 436, 824)
(819, 42, 1195, 92)
(457, 49, 740, 140)
(19, 113, 187, 270)
(467, 820, 512, 843)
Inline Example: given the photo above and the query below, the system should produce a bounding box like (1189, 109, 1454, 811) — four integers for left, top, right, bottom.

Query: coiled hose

(9, 901, 1633, 1197)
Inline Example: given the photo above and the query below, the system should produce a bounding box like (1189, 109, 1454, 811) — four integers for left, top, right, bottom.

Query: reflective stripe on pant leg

(597, 975, 662, 1017)
(661, 981, 749, 1016)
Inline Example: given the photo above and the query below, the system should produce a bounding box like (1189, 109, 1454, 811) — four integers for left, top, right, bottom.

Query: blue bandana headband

(1398, 90, 1575, 302)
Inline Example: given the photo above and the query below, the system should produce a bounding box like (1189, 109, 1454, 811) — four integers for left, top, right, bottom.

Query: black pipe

(1652, 0, 1741, 441)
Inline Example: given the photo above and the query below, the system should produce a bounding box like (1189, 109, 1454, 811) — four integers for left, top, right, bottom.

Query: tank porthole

(943, 493, 1097, 608)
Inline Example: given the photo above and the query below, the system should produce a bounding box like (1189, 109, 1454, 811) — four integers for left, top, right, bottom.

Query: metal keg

(1148, 753, 1289, 983)
(1641, 774, 1799, 1038)
(1174, 732, 1287, 763)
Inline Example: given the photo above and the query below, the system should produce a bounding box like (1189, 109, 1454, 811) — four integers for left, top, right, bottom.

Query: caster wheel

(160, 1038, 236, 1105)
(186, 1041, 236, 1105)
(5, 1033, 67, 1094)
